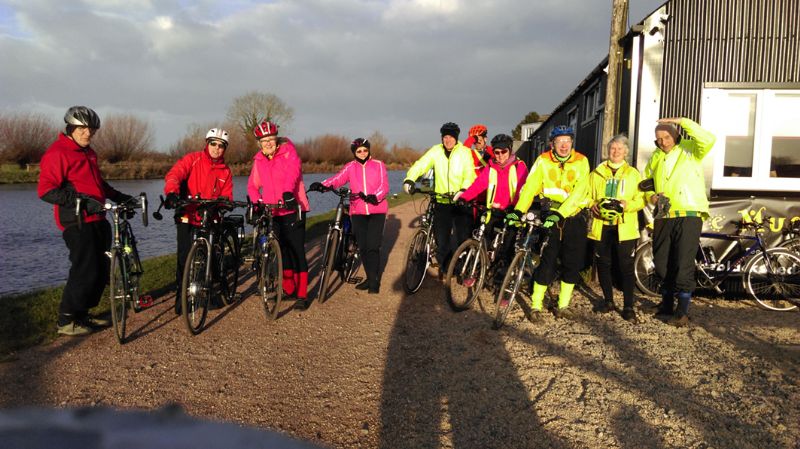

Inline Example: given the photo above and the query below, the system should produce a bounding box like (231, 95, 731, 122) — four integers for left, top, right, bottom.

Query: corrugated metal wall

(661, 0, 800, 118)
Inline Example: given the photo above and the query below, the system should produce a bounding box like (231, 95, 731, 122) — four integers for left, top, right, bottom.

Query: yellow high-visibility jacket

(515, 149, 590, 216)
(405, 142, 476, 201)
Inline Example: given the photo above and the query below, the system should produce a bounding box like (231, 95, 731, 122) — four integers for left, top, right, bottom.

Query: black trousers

(594, 225, 637, 309)
(653, 216, 702, 293)
(534, 213, 587, 286)
(351, 213, 386, 288)
(432, 202, 474, 268)
(176, 222, 194, 290)
(60, 220, 112, 320)
(273, 212, 308, 273)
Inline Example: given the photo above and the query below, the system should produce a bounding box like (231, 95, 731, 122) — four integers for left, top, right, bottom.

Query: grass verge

(0, 193, 415, 357)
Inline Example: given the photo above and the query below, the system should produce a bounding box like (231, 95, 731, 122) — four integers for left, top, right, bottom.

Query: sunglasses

(494, 148, 510, 154)
(208, 141, 227, 149)
(355, 148, 370, 153)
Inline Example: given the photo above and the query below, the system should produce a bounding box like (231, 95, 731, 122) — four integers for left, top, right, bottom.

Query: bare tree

(168, 122, 255, 164)
(92, 114, 154, 163)
(0, 112, 60, 167)
(226, 91, 294, 139)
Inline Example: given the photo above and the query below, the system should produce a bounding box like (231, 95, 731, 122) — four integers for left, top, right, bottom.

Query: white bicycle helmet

(205, 128, 229, 144)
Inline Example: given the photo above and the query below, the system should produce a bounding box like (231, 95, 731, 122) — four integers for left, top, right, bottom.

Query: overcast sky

(0, 0, 666, 152)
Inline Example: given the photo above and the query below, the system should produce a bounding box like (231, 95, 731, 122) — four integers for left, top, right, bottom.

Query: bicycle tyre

(318, 229, 340, 304)
(778, 237, 800, 256)
(260, 238, 284, 320)
(446, 239, 487, 311)
(219, 230, 241, 306)
(403, 229, 430, 295)
(108, 250, 128, 344)
(341, 233, 360, 283)
(493, 251, 526, 329)
(633, 241, 661, 297)
(743, 247, 800, 312)
(182, 241, 210, 334)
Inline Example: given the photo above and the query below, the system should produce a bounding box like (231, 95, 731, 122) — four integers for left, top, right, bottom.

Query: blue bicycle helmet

(549, 125, 574, 140)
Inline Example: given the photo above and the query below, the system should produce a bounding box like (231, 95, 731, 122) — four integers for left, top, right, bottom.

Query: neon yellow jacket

(515, 149, 590, 217)
(565, 161, 644, 241)
(405, 142, 476, 200)
(643, 118, 716, 217)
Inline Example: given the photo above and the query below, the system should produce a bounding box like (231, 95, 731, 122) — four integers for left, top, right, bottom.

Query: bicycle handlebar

(104, 193, 149, 227)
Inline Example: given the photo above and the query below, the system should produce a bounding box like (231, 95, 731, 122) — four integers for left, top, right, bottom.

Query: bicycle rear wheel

(633, 241, 660, 297)
(341, 233, 360, 283)
(219, 230, 241, 306)
(446, 239, 486, 311)
(182, 241, 210, 334)
(493, 251, 526, 329)
(403, 229, 430, 294)
(260, 238, 283, 320)
(108, 250, 128, 344)
(779, 238, 800, 256)
(318, 229, 340, 304)
(744, 248, 800, 311)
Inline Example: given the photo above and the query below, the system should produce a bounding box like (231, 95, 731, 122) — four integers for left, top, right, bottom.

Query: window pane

(723, 94, 756, 177)
(770, 94, 800, 178)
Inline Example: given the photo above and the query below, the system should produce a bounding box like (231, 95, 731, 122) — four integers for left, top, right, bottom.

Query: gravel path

(1, 199, 799, 448)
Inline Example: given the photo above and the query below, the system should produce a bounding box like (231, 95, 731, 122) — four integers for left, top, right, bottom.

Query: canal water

(0, 171, 409, 296)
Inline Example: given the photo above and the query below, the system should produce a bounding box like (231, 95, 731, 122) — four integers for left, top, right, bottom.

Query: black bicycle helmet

(64, 106, 101, 129)
(350, 137, 370, 152)
(490, 133, 514, 150)
(440, 122, 460, 139)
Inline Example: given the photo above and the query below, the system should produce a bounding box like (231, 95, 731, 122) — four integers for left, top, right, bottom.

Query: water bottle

(257, 234, 268, 250)
(343, 217, 351, 234)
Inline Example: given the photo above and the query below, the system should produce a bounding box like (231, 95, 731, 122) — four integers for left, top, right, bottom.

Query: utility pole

(602, 0, 628, 157)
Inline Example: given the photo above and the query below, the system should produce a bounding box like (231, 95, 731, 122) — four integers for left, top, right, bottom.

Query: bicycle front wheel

(744, 247, 800, 311)
(108, 250, 128, 344)
(219, 231, 241, 306)
(633, 241, 661, 297)
(403, 229, 430, 294)
(493, 251, 526, 329)
(260, 238, 284, 320)
(446, 239, 487, 311)
(318, 229, 340, 304)
(341, 233, 360, 283)
(182, 241, 210, 334)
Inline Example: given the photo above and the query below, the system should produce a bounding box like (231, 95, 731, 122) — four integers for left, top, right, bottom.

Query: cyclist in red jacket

(163, 128, 234, 314)
(38, 106, 133, 336)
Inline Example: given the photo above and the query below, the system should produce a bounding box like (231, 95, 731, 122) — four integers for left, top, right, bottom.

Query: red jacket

(38, 133, 121, 230)
(463, 135, 495, 176)
(164, 148, 233, 225)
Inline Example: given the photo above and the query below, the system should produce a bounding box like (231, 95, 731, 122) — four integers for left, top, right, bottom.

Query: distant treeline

(0, 111, 422, 176)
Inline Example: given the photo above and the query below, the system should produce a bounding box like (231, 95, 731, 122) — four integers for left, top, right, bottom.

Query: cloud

(0, 0, 667, 151)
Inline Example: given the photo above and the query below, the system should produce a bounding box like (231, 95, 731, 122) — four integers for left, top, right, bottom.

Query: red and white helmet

(253, 120, 279, 139)
(205, 128, 229, 144)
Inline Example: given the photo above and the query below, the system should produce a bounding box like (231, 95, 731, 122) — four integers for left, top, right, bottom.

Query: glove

(504, 210, 523, 226)
(365, 194, 379, 205)
(542, 211, 563, 229)
(452, 191, 464, 203)
(309, 182, 325, 192)
(164, 192, 180, 210)
(116, 192, 134, 204)
(80, 195, 106, 215)
(403, 180, 415, 195)
(638, 178, 655, 192)
(282, 192, 297, 208)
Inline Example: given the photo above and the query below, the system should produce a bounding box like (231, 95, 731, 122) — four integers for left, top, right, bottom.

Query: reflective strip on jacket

(515, 149, 590, 215)
(405, 142, 476, 200)
(643, 118, 716, 217)
(322, 158, 390, 215)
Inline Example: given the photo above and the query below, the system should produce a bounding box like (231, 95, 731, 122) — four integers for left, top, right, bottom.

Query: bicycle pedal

(347, 277, 363, 284)
(134, 295, 154, 312)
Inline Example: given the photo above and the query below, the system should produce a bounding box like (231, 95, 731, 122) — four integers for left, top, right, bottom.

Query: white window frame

(582, 83, 600, 125)
(567, 106, 578, 131)
(701, 87, 800, 192)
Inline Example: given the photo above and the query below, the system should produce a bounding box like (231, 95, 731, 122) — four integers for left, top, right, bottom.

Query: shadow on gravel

(379, 280, 570, 448)
(501, 318, 786, 448)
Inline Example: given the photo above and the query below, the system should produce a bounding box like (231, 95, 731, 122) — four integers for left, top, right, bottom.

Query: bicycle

(245, 200, 287, 320)
(776, 219, 800, 255)
(445, 202, 513, 311)
(493, 211, 549, 329)
(155, 196, 247, 334)
(633, 218, 800, 312)
(312, 186, 361, 304)
(402, 189, 454, 294)
(99, 193, 150, 344)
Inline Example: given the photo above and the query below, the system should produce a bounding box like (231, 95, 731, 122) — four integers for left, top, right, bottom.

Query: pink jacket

(248, 138, 310, 216)
(322, 159, 389, 215)
(461, 157, 528, 210)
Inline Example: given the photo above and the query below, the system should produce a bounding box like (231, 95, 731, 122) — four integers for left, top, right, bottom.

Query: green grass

(0, 164, 39, 184)
(0, 193, 415, 357)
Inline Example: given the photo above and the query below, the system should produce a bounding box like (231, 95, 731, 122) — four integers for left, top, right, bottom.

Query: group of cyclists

(38, 104, 714, 337)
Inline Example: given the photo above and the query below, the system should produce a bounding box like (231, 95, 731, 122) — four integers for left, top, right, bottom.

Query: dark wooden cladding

(660, 0, 800, 120)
